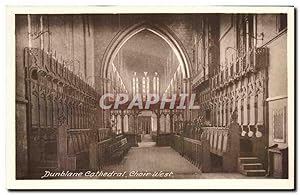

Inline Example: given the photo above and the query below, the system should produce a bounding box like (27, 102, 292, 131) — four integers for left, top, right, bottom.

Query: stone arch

(101, 21, 192, 79)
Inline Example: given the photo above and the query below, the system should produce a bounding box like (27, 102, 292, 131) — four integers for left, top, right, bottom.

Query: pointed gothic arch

(101, 21, 192, 79)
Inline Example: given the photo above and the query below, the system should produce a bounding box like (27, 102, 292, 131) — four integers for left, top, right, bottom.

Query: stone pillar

(155, 109, 161, 144)
(188, 79, 192, 120)
(132, 110, 140, 146)
(160, 114, 165, 133)
(182, 78, 191, 120)
(151, 114, 157, 132)
(124, 114, 129, 132)
(117, 113, 122, 134)
(166, 114, 171, 133)
(103, 78, 111, 128)
(121, 110, 124, 134)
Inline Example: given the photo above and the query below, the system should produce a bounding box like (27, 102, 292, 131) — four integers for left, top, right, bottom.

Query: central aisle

(138, 134, 156, 147)
(102, 145, 261, 179)
(101, 134, 257, 179)
(103, 146, 202, 178)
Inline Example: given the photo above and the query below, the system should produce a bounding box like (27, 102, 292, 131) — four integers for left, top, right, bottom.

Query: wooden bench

(65, 129, 98, 170)
(108, 138, 130, 163)
(120, 138, 130, 155)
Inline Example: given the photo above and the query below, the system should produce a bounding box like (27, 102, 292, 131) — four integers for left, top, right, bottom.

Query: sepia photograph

(6, 6, 295, 190)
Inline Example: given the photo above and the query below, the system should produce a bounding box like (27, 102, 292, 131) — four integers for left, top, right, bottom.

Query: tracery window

(142, 72, 149, 100)
(153, 72, 160, 95)
(132, 72, 139, 96)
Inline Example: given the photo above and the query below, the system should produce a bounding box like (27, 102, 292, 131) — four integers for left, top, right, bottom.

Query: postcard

(6, 6, 295, 190)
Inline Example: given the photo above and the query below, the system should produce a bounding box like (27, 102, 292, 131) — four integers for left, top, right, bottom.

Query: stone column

(117, 113, 122, 134)
(132, 110, 140, 146)
(155, 109, 161, 144)
(102, 78, 111, 128)
(124, 114, 129, 132)
(121, 110, 124, 134)
(182, 78, 187, 120)
(160, 114, 165, 133)
(182, 78, 192, 121)
(166, 113, 171, 133)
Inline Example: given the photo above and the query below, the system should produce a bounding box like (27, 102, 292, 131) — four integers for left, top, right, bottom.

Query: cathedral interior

(15, 13, 288, 179)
